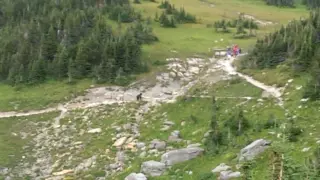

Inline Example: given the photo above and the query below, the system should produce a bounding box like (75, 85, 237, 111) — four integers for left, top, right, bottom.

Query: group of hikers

(227, 44, 241, 57)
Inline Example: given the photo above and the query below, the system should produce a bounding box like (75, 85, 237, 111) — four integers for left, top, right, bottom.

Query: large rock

(87, 128, 102, 133)
(239, 139, 271, 161)
(161, 147, 204, 166)
(113, 137, 128, 147)
(149, 139, 166, 150)
(141, 161, 166, 177)
(261, 91, 272, 99)
(219, 170, 241, 180)
(212, 163, 231, 173)
(125, 173, 147, 180)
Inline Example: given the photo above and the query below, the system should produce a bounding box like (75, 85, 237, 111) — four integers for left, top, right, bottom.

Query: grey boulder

(125, 173, 147, 180)
(220, 170, 241, 180)
(161, 147, 204, 166)
(141, 161, 166, 177)
(239, 139, 271, 161)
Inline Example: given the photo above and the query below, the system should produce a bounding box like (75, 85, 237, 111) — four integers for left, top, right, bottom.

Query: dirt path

(216, 56, 283, 105)
(0, 55, 284, 120)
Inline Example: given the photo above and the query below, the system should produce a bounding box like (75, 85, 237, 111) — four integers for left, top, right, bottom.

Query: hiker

(239, 48, 242, 55)
(136, 93, 142, 101)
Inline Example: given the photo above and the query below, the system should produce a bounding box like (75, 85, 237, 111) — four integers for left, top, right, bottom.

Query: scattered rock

(74, 156, 97, 173)
(0, 167, 9, 175)
(125, 173, 147, 180)
(203, 130, 211, 138)
(139, 151, 147, 158)
(261, 91, 272, 99)
(109, 163, 121, 170)
(302, 147, 311, 152)
(136, 142, 146, 149)
(161, 147, 204, 166)
(160, 125, 171, 131)
(116, 151, 126, 163)
(212, 163, 231, 173)
(164, 121, 175, 126)
(87, 128, 102, 134)
(219, 170, 241, 180)
(52, 169, 73, 176)
(141, 161, 166, 177)
(113, 137, 128, 147)
(168, 130, 182, 142)
(239, 139, 271, 161)
(149, 139, 166, 150)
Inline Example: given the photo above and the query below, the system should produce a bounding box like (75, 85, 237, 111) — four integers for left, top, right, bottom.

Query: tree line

(154, 0, 197, 28)
(0, 0, 158, 85)
(208, 13, 258, 39)
(243, 9, 320, 100)
(264, 0, 320, 8)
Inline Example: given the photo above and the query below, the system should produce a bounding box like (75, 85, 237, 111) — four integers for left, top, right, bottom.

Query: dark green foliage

(0, 0, 157, 85)
(245, 9, 320, 100)
(157, 0, 196, 26)
(264, 114, 279, 129)
(285, 126, 303, 142)
(212, 14, 258, 38)
(264, 0, 295, 7)
(159, 12, 176, 28)
(241, 160, 256, 180)
(205, 96, 226, 154)
(224, 109, 250, 136)
(303, 0, 320, 9)
(199, 172, 216, 180)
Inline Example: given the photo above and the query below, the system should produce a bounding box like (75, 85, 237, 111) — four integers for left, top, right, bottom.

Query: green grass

(0, 79, 93, 112)
(135, 0, 308, 62)
(0, 112, 59, 168)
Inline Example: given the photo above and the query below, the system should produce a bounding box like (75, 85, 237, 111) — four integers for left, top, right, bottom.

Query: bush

(199, 172, 216, 180)
(286, 126, 303, 142)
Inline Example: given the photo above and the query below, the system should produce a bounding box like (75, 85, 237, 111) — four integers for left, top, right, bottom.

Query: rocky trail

(0, 55, 283, 120)
(0, 55, 287, 179)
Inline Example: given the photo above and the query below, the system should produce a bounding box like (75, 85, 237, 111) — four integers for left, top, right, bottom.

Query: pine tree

(42, 25, 58, 61)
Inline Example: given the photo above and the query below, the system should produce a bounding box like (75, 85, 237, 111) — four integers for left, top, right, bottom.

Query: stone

(52, 169, 73, 176)
(126, 137, 134, 144)
(139, 151, 147, 158)
(189, 67, 200, 74)
(74, 156, 97, 173)
(113, 137, 128, 147)
(169, 72, 176, 78)
(109, 163, 121, 170)
(181, 121, 186, 126)
(302, 147, 311, 152)
(261, 91, 272, 99)
(187, 143, 201, 148)
(161, 147, 204, 166)
(203, 130, 211, 138)
(87, 128, 102, 133)
(136, 142, 146, 149)
(160, 125, 171, 131)
(149, 139, 166, 150)
(212, 163, 231, 173)
(219, 170, 241, 180)
(125, 173, 147, 180)
(164, 121, 175, 126)
(0, 167, 9, 175)
(141, 160, 166, 177)
(116, 151, 126, 163)
(171, 130, 180, 137)
(168, 136, 182, 142)
(239, 139, 271, 161)
(123, 123, 132, 130)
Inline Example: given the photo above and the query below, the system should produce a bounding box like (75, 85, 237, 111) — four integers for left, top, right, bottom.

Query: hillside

(0, 0, 319, 180)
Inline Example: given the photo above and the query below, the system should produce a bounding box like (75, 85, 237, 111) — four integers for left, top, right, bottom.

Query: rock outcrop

(125, 173, 147, 180)
(161, 147, 204, 166)
(141, 161, 166, 177)
(239, 139, 271, 161)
